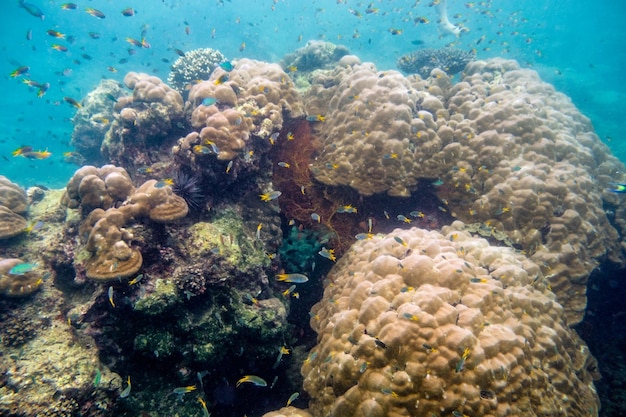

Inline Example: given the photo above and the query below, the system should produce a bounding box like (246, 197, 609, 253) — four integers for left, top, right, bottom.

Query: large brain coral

(303, 224, 599, 417)
(306, 57, 626, 324)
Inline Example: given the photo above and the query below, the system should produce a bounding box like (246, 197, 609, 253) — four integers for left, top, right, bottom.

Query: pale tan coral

(123, 71, 184, 114)
(64, 166, 188, 281)
(0, 176, 28, 239)
(305, 61, 444, 197)
(0, 175, 28, 214)
(61, 165, 135, 211)
(128, 180, 189, 222)
(305, 57, 625, 324)
(302, 224, 599, 417)
(83, 207, 143, 281)
(174, 59, 304, 166)
(262, 407, 312, 417)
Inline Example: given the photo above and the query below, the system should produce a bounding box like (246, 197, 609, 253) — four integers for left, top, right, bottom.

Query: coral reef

(101, 72, 184, 174)
(167, 47, 228, 94)
(397, 48, 474, 78)
(62, 165, 188, 281)
(281, 40, 349, 74)
(173, 59, 305, 184)
(305, 57, 626, 324)
(0, 176, 28, 239)
(302, 224, 600, 417)
(70, 79, 126, 165)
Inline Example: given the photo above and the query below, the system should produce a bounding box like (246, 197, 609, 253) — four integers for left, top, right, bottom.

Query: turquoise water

(1, 0, 624, 187)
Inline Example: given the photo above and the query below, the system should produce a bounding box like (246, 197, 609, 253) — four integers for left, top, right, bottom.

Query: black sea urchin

(172, 170, 204, 211)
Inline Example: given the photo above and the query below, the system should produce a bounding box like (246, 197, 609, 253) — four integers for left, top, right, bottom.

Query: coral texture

(0, 176, 28, 239)
(302, 224, 600, 417)
(305, 57, 626, 323)
(63, 165, 188, 281)
(397, 48, 474, 78)
(173, 59, 305, 177)
(101, 72, 184, 169)
(280, 40, 350, 72)
(70, 79, 126, 164)
(167, 47, 227, 93)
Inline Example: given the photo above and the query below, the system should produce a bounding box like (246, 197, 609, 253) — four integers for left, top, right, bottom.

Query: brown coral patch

(0, 205, 27, 239)
(85, 245, 143, 281)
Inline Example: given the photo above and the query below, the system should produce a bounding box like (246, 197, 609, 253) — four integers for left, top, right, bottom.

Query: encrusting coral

(0, 175, 28, 239)
(302, 224, 600, 417)
(305, 56, 626, 324)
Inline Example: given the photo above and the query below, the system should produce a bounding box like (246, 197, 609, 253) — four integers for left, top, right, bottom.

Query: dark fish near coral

(63, 96, 82, 108)
(411, 39, 424, 45)
(19, 0, 45, 20)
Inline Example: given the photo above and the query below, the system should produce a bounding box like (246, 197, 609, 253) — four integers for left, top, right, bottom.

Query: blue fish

(19, 0, 45, 20)
(202, 97, 217, 106)
(9, 262, 38, 275)
(219, 61, 234, 71)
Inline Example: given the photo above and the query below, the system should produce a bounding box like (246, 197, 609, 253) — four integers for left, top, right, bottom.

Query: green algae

(133, 278, 179, 315)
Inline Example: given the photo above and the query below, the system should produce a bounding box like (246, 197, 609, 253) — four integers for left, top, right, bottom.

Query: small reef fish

(256, 223, 262, 239)
(51, 44, 68, 52)
(219, 61, 234, 71)
(63, 96, 82, 108)
(306, 114, 325, 122)
(108, 286, 115, 307)
(389, 28, 403, 35)
(169, 385, 196, 397)
(236, 375, 267, 387)
(276, 273, 309, 283)
(286, 392, 300, 406)
(201, 97, 217, 106)
(239, 42, 246, 51)
(607, 182, 626, 193)
(198, 397, 210, 417)
(455, 347, 471, 373)
(94, 368, 101, 388)
(226, 160, 233, 174)
(281, 284, 296, 298)
(120, 376, 131, 398)
(60, 3, 78, 10)
(277, 162, 290, 168)
(19, 150, 52, 160)
(214, 74, 229, 85)
(8, 262, 38, 275)
(318, 247, 336, 262)
(155, 178, 174, 188)
(128, 274, 144, 285)
(46, 30, 65, 39)
(12, 145, 32, 156)
(10, 65, 30, 77)
(259, 190, 281, 201)
(19, 0, 45, 19)
(125, 37, 142, 47)
(25, 220, 44, 233)
(397, 215, 411, 223)
(121, 8, 135, 16)
(88, 32, 101, 39)
(393, 236, 408, 246)
(85, 7, 106, 19)
(355, 233, 373, 240)
(336, 205, 357, 213)
(311, 213, 321, 223)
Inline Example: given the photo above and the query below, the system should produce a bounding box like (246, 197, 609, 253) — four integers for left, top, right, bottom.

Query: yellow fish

(236, 375, 267, 387)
